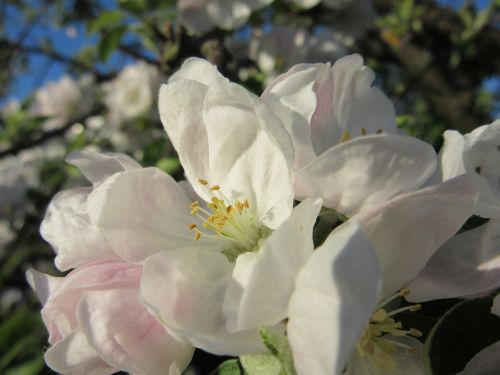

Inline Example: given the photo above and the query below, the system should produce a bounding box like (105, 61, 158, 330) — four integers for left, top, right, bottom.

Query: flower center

(188, 179, 268, 261)
(356, 289, 422, 371)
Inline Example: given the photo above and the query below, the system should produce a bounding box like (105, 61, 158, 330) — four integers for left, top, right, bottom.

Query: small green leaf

(98, 25, 128, 62)
(156, 157, 180, 174)
(259, 328, 296, 375)
(119, 0, 145, 13)
(240, 354, 283, 375)
(88, 10, 124, 34)
(209, 359, 243, 375)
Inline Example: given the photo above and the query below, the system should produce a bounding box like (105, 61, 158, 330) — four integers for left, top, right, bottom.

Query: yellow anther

(210, 185, 221, 191)
(372, 309, 387, 322)
(194, 231, 201, 241)
(410, 328, 423, 337)
(207, 203, 217, 210)
(339, 129, 351, 143)
(399, 288, 410, 297)
(361, 127, 367, 135)
(190, 201, 200, 215)
(198, 178, 209, 185)
(409, 304, 421, 312)
(188, 223, 197, 229)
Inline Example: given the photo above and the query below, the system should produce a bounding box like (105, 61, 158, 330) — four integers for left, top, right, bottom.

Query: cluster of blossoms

(27, 54, 500, 374)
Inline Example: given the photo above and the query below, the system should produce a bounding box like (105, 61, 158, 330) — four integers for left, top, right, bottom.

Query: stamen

(210, 185, 221, 191)
(339, 129, 351, 143)
(194, 231, 201, 241)
(188, 223, 197, 229)
(361, 127, 367, 135)
(198, 178, 209, 185)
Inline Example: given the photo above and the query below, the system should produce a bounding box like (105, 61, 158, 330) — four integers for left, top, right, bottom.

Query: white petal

(26, 268, 62, 305)
(440, 130, 467, 181)
(206, 0, 251, 30)
(223, 198, 322, 332)
(178, 1, 215, 34)
(44, 329, 115, 375)
(458, 340, 500, 375)
(356, 175, 480, 298)
(78, 289, 194, 375)
(295, 134, 437, 217)
(88, 168, 212, 263)
(406, 219, 500, 302)
(141, 249, 265, 356)
(287, 221, 381, 375)
(40, 187, 118, 271)
(160, 59, 294, 228)
(202, 96, 294, 228)
(66, 151, 141, 186)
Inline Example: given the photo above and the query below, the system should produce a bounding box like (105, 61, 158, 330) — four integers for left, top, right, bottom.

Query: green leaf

(156, 157, 180, 174)
(88, 10, 124, 34)
(119, 0, 145, 13)
(240, 354, 283, 375)
(426, 296, 500, 375)
(98, 25, 128, 62)
(4, 357, 44, 375)
(209, 359, 243, 375)
(259, 328, 296, 375)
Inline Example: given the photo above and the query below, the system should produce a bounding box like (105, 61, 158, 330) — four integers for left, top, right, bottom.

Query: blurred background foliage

(0, 0, 499, 374)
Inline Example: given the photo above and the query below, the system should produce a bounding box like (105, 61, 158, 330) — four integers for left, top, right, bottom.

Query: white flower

(249, 26, 347, 79)
(102, 62, 160, 125)
(31, 75, 95, 130)
(33, 151, 195, 374)
(439, 120, 500, 218)
(178, 0, 273, 34)
(84, 58, 324, 356)
(263, 54, 437, 217)
(287, 174, 480, 374)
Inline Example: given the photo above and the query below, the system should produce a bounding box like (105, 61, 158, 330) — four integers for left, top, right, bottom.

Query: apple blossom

(438, 120, 500, 218)
(249, 26, 346, 79)
(178, 0, 273, 34)
(27, 261, 193, 375)
(102, 61, 161, 125)
(287, 174, 480, 374)
(86, 58, 325, 355)
(263, 54, 437, 217)
(30, 74, 95, 131)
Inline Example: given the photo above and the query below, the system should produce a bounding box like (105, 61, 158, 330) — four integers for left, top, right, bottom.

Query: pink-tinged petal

(356, 175, 480, 298)
(295, 134, 436, 217)
(78, 289, 194, 375)
(44, 329, 115, 375)
(457, 341, 500, 375)
(223, 198, 322, 332)
(141, 249, 265, 356)
(41, 262, 141, 343)
(287, 221, 381, 375)
(66, 151, 141, 186)
(26, 268, 62, 306)
(492, 295, 500, 317)
(88, 168, 214, 263)
(406, 219, 500, 302)
(40, 187, 118, 271)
